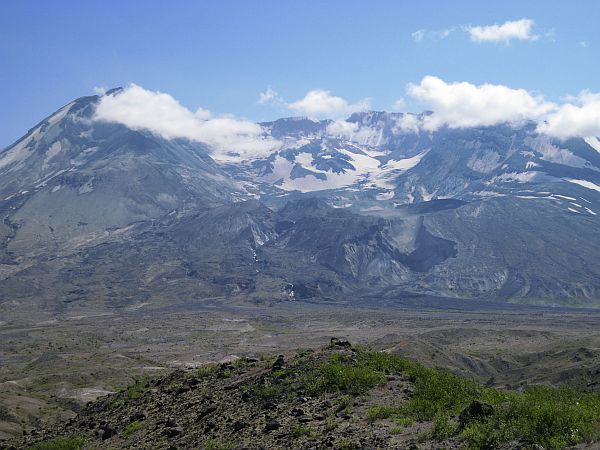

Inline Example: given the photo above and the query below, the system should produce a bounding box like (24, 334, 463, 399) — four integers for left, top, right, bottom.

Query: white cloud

(431, 28, 454, 40)
(537, 91, 600, 139)
(288, 89, 370, 119)
(392, 97, 406, 111)
(406, 76, 554, 131)
(94, 84, 280, 161)
(326, 120, 377, 143)
(394, 114, 421, 134)
(258, 86, 285, 106)
(412, 29, 425, 42)
(578, 41, 590, 48)
(93, 86, 107, 95)
(411, 27, 455, 42)
(467, 18, 538, 43)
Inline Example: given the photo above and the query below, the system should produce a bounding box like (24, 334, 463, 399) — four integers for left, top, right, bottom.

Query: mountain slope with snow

(1, 92, 600, 309)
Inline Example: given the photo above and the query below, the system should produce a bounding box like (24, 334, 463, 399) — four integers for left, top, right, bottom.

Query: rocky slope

(13, 341, 600, 449)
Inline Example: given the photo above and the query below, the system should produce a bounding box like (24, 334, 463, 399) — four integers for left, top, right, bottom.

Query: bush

(346, 349, 600, 448)
(196, 365, 217, 378)
(366, 405, 398, 422)
(126, 382, 145, 400)
(459, 385, 600, 449)
(123, 420, 143, 436)
(30, 437, 84, 450)
(309, 355, 386, 396)
(291, 424, 314, 437)
(203, 438, 234, 450)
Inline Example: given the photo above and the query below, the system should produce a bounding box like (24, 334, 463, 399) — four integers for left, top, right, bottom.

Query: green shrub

(310, 357, 385, 396)
(196, 365, 217, 378)
(336, 438, 360, 450)
(344, 349, 600, 448)
(366, 405, 398, 422)
(203, 438, 234, 450)
(291, 424, 314, 437)
(459, 385, 600, 449)
(30, 437, 84, 450)
(430, 413, 457, 439)
(126, 382, 145, 400)
(123, 420, 143, 436)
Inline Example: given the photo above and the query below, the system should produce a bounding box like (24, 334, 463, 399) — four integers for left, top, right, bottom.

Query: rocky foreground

(11, 340, 600, 450)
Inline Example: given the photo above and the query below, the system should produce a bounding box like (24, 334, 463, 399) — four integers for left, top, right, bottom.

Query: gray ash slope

(1, 92, 600, 310)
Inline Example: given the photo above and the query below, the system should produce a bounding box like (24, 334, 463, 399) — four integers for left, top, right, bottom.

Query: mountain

(1, 91, 600, 310)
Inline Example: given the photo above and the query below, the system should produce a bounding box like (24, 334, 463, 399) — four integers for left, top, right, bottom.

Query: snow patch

(553, 194, 576, 201)
(584, 136, 600, 154)
(492, 171, 539, 183)
(376, 191, 395, 201)
(566, 179, 600, 193)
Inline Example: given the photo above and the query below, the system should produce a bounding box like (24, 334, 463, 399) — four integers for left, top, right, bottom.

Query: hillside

(15, 341, 600, 450)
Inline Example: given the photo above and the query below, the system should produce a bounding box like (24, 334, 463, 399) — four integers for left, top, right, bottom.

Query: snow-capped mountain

(1, 91, 600, 309)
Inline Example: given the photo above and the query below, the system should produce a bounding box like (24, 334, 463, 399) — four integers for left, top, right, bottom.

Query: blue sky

(2, 0, 600, 147)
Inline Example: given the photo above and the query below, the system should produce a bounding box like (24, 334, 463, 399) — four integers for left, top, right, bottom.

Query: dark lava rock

(232, 420, 246, 431)
(330, 338, 352, 348)
(264, 419, 281, 432)
(291, 408, 304, 417)
(165, 417, 178, 428)
(163, 426, 182, 438)
(272, 355, 285, 371)
(175, 384, 191, 395)
(130, 411, 147, 422)
(197, 404, 218, 420)
(100, 426, 116, 440)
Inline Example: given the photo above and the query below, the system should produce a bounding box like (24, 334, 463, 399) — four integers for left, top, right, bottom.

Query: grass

(459, 385, 600, 449)
(203, 438, 234, 450)
(307, 353, 386, 396)
(336, 438, 360, 450)
(251, 383, 285, 401)
(196, 364, 217, 378)
(289, 347, 600, 448)
(123, 420, 143, 436)
(29, 437, 84, 450)
(125, 381, 146, 400)
(346, 349, 600, 449)
(366, 405, 399, 422)
(291, 424, 315, 438)
(391, 416, 415, 434)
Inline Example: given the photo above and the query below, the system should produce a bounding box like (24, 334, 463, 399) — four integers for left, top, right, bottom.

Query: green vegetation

(326, 349, 600, 449)
(366, 405, 398, 422)
(196, 365, 216, 378)
(460, 385, 600, 449)
(251, 383, 285, 401)
(203, 438, 234, 450)
(308, 353, 386, 396)
(243, 346, 600, 448)
(29, 437, 84, 450)
(391, 416, 414, 434)
(291, 424, 315, 438)
(126, 381, 146, 400)
(123, 420, 143, 436)
(336, 438, 360, 450)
